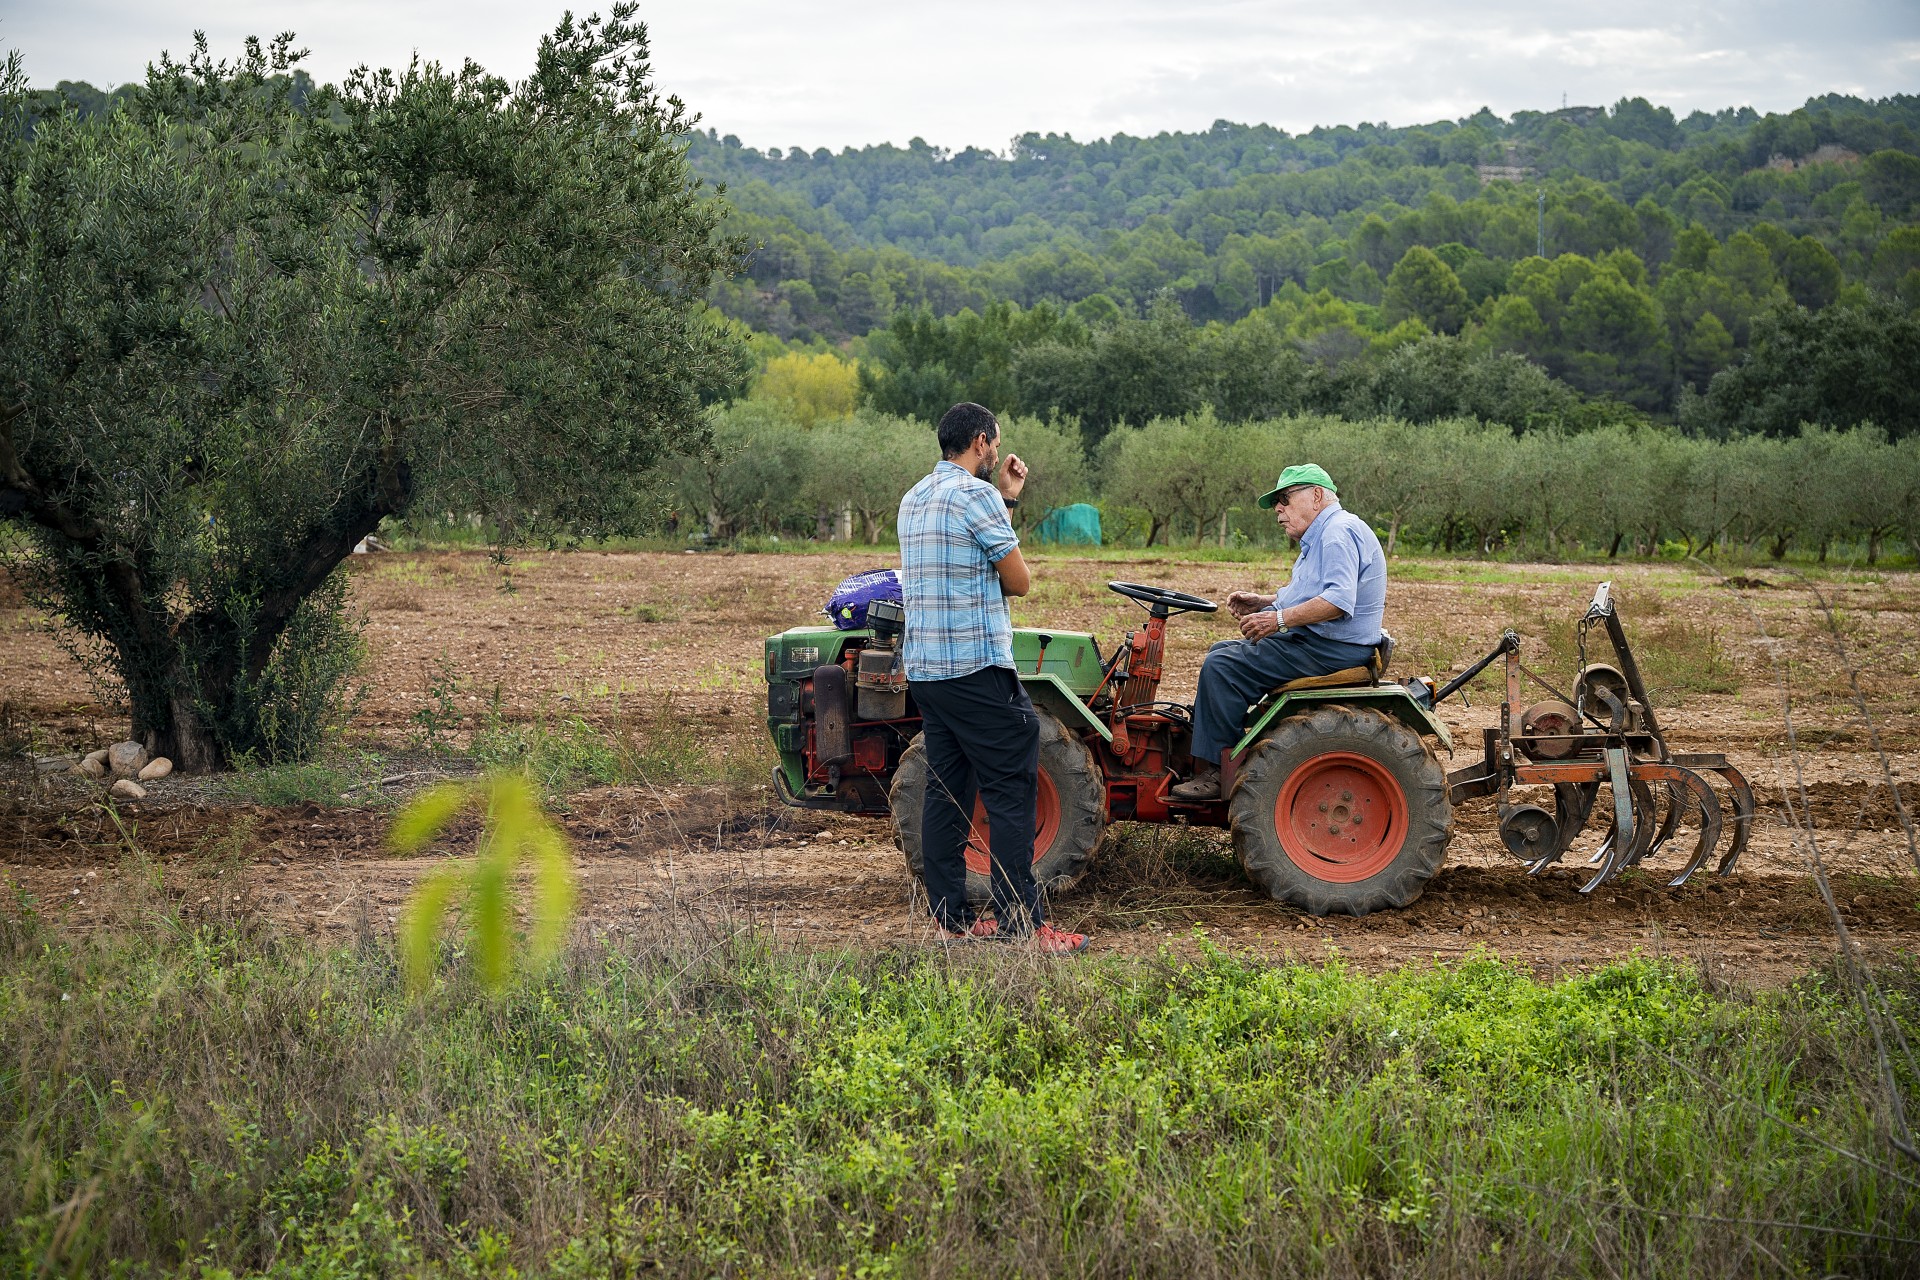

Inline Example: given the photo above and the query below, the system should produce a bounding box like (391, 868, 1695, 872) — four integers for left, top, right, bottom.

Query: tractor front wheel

(1230, 704, 1452, 916)
(892, 709, 1106, 905)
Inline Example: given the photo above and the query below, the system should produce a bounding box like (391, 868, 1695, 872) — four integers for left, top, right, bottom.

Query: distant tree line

(662, 405, 1920, 565)
(685, 93, 1920, 420)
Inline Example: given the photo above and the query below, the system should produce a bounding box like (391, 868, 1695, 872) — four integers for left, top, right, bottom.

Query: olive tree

(0, 13, 744, 769)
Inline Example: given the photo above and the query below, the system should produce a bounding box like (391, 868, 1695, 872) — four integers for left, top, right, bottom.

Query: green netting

(1032, 503, 1102, 545)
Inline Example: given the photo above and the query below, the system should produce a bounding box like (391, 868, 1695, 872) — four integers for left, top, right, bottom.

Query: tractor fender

(1020, 673, 1112, 743)
(1233, 684, 1451, 758)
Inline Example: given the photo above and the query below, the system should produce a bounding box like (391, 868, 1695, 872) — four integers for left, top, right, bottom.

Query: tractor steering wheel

(1107, 581, 1219, 617)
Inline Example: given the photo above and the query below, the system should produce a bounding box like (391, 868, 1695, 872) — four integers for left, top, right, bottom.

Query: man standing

(897, 402, 1088, 953)
(1170, 464, 1386, 802)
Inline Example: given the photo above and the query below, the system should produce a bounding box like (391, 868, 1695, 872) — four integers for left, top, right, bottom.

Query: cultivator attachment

(1443, 583, 1756, 894)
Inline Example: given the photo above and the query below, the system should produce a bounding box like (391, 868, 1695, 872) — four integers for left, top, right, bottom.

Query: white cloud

(4, 1, 1914, 149)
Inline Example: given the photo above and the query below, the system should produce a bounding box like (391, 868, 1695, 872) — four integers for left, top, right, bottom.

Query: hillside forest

(687, 94, 1920, 437)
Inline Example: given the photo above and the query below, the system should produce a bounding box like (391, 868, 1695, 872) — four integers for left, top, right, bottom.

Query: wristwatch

(1003, 496, 1019, 509)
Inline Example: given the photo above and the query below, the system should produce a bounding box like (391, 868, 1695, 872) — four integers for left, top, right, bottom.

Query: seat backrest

(1370, 631, 1395, 683)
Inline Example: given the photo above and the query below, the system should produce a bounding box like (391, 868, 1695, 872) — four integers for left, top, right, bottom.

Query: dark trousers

(1190, 628, 1380, 761)
(911, 665, 1044, 933)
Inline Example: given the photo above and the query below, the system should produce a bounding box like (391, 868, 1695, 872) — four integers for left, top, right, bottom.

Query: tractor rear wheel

(892, 709, 1106, 905)
(1229, 704, 1451, 916)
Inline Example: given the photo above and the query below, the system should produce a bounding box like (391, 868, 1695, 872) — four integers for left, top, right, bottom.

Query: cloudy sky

(7, 1, 1916, 151)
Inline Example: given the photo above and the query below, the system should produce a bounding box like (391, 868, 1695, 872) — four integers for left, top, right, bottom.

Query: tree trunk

(1218, 510, 1230, 547)
(1386, 514, 1401, 558)
(1608, 531, 1623, 558)
(149, 689, 223, 774)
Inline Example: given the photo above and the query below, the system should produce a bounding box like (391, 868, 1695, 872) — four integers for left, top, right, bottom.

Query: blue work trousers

(910, 665, 1045, 933)
(1190, 629, 1379, 762)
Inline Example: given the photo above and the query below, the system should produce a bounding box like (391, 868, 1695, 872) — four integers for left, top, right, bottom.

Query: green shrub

(3, 917, 1913, 1278)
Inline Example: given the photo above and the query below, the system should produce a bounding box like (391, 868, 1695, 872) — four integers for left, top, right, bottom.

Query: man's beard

(973, 455, 995, 481)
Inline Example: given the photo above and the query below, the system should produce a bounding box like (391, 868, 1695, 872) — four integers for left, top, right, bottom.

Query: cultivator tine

(1642, 781, 1689, 863)
(1581, 748, 1637, 894)
(1661, 767, 1725, 887)
(1711, 766, 1756, 875)
(1670, 754, 1757, 876)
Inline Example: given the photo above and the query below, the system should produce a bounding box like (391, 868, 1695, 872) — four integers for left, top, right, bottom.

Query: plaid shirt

(898, 460, 1019, 681)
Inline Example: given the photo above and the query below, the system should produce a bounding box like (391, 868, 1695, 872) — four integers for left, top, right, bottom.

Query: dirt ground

(3, 547, 1917, 985)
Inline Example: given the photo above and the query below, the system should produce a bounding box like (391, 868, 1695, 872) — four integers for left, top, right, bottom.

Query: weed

(409, 652, 466, 753)
(470, 710, 624, 794)
(622, 602, 676, 624)
(214, 753, 391, 808)
(2, 927, 1915, 1277)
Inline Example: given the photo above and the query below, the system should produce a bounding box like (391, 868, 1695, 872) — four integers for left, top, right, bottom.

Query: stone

(74, 753, 107, 778)
(107, 741, 149, 778)
(138, 757, 174, 781)
(110, 779, 147, 800)
(34, 754, 81, 775)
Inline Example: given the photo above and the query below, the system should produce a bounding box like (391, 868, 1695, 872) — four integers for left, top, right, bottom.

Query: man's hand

(1226, 589, 1274, 619)
(1239, 609, 1283, 642)
(998, 453, 1028, 501)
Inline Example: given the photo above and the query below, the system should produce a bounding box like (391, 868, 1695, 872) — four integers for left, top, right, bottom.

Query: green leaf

(390, 783, 473, 853)
(400, 868, 464, 994)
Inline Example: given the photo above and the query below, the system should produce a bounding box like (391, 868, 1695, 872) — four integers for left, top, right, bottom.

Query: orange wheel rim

(965, 770, 1060, 876)
(1274, 751, 1408, 883)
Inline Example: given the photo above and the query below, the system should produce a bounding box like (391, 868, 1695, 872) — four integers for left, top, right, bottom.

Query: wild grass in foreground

(2, 909, 1916, 1278)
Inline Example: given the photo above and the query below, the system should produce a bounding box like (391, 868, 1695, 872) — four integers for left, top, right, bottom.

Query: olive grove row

(667, 405, 1920, 563)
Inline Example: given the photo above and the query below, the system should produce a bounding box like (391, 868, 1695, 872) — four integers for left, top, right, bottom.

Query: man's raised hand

(998, 453, 1028, 500)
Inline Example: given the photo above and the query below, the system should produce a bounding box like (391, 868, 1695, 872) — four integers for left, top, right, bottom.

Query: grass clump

(467, 694, 771, 797)
(212, 752, 393, 808)
(3, 912, 1915, 1278)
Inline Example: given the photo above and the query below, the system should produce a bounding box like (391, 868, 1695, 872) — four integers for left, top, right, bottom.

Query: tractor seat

(1269, 632, 1394, 694)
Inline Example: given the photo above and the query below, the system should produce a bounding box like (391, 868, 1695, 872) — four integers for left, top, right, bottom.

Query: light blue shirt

(1273, 502, 1385, 646)
(898, 461, 1019, 681)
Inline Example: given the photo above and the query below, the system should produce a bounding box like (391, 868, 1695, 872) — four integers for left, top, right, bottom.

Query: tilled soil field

(4, 548, 1917, 983)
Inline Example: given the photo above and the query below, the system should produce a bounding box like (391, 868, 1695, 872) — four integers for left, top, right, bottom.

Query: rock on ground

(107, 741, 149, 779)
(73, 754, 106, 778)
(138, 757, 174, 781)
(109, 778, 147, 800)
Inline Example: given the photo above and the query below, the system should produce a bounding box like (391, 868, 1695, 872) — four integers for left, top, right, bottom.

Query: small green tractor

(763, 581, 1753, 915)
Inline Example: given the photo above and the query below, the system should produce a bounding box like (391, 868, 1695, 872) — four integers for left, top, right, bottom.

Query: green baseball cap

(1256, 462, 1338, 509)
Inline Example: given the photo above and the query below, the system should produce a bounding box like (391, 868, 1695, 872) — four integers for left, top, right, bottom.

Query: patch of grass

(2, 915, 1914, 1277)
(621, 601, 676, 623)
(470, 709, 625, 794)
(466, 694, 769, 796)
(1634, 618, 1742, 699)
(213, 752, 393, 807)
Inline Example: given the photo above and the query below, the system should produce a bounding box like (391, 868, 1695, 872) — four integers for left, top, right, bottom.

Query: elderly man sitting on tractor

(1170, 463, 1386, 802)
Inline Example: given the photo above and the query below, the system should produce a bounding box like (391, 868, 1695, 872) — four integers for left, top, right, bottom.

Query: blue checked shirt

(898, 461, 1019, 681)
(1272, 502, 1386, 646)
